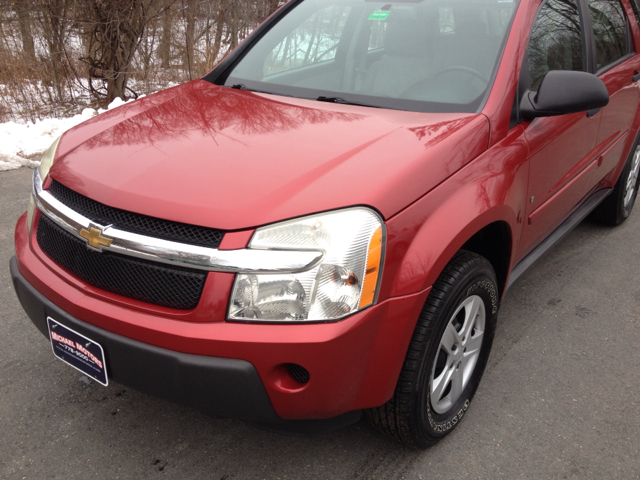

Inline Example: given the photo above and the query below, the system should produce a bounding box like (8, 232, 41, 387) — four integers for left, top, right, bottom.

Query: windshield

(221, 0, 519, 113)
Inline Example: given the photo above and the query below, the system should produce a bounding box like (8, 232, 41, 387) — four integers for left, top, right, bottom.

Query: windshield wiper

(316, 96, 381, 108)
(230, 84, 291, 97)
(230, 86, 376, 106)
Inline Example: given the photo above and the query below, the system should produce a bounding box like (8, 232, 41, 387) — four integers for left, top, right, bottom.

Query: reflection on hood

(81, 80, 364, 150)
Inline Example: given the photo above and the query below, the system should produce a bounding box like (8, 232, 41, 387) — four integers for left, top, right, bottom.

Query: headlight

(38, 135, 62, 181)
(28, 136, 61, 234)
(229, 208, 385, 322)
(26, 194, 36, 235)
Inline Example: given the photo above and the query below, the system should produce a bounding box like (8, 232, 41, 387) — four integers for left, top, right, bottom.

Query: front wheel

(366, 250, 499, 448)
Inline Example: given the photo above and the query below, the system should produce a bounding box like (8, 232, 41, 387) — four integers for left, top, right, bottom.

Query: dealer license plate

(47, 317, 108, 386)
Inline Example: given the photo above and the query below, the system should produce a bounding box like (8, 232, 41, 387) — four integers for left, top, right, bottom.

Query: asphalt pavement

(1, 167, 638, 479)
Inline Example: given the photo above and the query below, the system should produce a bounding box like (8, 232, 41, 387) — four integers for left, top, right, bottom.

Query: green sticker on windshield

(368, 11, 390, 20)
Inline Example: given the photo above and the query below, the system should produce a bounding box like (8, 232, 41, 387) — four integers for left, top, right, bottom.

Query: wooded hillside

(0, 0, 281, 122)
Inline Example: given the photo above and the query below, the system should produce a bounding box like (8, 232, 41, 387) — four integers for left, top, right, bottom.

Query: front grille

(37, 215, 206, 310)
(49, 180, 224, 248)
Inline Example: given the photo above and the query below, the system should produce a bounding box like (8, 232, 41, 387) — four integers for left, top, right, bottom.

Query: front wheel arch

(384, 205, 516, 302)
(461, 220, 512, 298)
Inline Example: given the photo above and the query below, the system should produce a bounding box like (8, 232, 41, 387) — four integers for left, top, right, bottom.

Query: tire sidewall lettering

(427, 399, 470, 433)
(466, 279, 498, 314)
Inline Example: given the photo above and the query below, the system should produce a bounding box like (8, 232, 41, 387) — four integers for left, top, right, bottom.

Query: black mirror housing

(520, 70, 609, 121)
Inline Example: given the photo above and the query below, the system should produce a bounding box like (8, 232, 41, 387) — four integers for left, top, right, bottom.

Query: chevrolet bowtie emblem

(79, 226, 113, 250)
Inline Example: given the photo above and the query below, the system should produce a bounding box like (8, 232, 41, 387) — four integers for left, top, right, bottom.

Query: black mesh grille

(37, 215, 206, 310)
(49, 180, 224, 248)
(287, 364, 310, 384)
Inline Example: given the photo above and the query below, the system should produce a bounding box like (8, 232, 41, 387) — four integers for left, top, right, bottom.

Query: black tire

(591, 137, 640, 226)
(366, 250, 499, 448)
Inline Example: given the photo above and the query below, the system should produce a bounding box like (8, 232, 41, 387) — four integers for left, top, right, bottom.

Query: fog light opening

(286, 363, 310, 384)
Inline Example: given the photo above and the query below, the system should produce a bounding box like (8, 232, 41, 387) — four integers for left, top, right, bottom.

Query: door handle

(633, 72, 640, 82)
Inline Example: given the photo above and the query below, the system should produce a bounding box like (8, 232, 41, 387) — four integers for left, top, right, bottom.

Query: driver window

(527, 0, 585, 91)
(264, 5, 352, 76)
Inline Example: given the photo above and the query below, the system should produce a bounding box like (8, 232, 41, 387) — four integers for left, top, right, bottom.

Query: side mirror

(520, 70, 609, 121)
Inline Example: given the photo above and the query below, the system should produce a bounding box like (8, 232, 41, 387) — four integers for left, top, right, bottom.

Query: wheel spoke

(625, 181, 636, 207)
(431, 364, 454, 404)
(464, 331, 483, 356)
(461, 296, 482, 344)
(626, 166, 638, 192)
(449, 368, 464, 400)
(632, 149, 640, 176)
(629, 165, 639, 186)
(625, 149, 640, 207)
(440, 323, 460, 354)
(458, 352, 473, 374)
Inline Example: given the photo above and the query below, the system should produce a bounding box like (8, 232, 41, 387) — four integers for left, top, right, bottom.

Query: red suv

(11, 0, 640, 447)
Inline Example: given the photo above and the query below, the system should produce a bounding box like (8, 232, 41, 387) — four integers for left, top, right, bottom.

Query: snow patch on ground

(0, 97, 139, 172)
(0, 153, 40, 171)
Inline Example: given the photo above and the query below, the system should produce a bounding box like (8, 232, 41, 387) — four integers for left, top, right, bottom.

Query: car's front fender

(380, 124, 530, 301)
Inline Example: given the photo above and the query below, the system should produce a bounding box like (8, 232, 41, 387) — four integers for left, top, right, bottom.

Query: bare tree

(0, 0, 285, 120)
(79, 0, 166, 103)
(159, 0, 172, 68)
(13, 1, 36, 63)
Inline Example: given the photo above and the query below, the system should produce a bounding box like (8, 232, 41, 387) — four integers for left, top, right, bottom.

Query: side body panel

(518, 112, 600, 258)
(382, 126, 528, 299)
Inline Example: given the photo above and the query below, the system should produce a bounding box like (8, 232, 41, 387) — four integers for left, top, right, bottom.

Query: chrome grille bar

(32, 169, 324, 274)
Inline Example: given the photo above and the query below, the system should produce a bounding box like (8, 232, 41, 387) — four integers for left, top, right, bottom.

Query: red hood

(50, 80, 489, 230)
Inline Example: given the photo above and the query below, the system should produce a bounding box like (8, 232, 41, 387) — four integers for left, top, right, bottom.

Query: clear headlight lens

(26, 194, 36, 235)
(28, 136, 62, 234)
(229, 208, 385, 322)
(38, 135, 62, 181)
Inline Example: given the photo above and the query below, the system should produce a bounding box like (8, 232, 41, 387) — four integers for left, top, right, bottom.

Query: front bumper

(13, 212, 431, 424)
(11, 256, 271, 421)
(11, 256, 361, 433)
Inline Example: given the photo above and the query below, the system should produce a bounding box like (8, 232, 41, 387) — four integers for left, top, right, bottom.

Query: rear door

(588, 0, 640, 185)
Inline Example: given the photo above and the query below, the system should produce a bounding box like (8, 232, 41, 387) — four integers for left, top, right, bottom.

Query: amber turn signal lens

(359, 226, 382, 308)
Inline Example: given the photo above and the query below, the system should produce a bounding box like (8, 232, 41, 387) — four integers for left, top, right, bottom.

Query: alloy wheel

(430, 295, 485, 414)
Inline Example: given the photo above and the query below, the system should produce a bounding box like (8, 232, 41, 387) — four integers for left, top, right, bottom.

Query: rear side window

(588, 0, 629, 70)
(527, 0, 585, 91)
